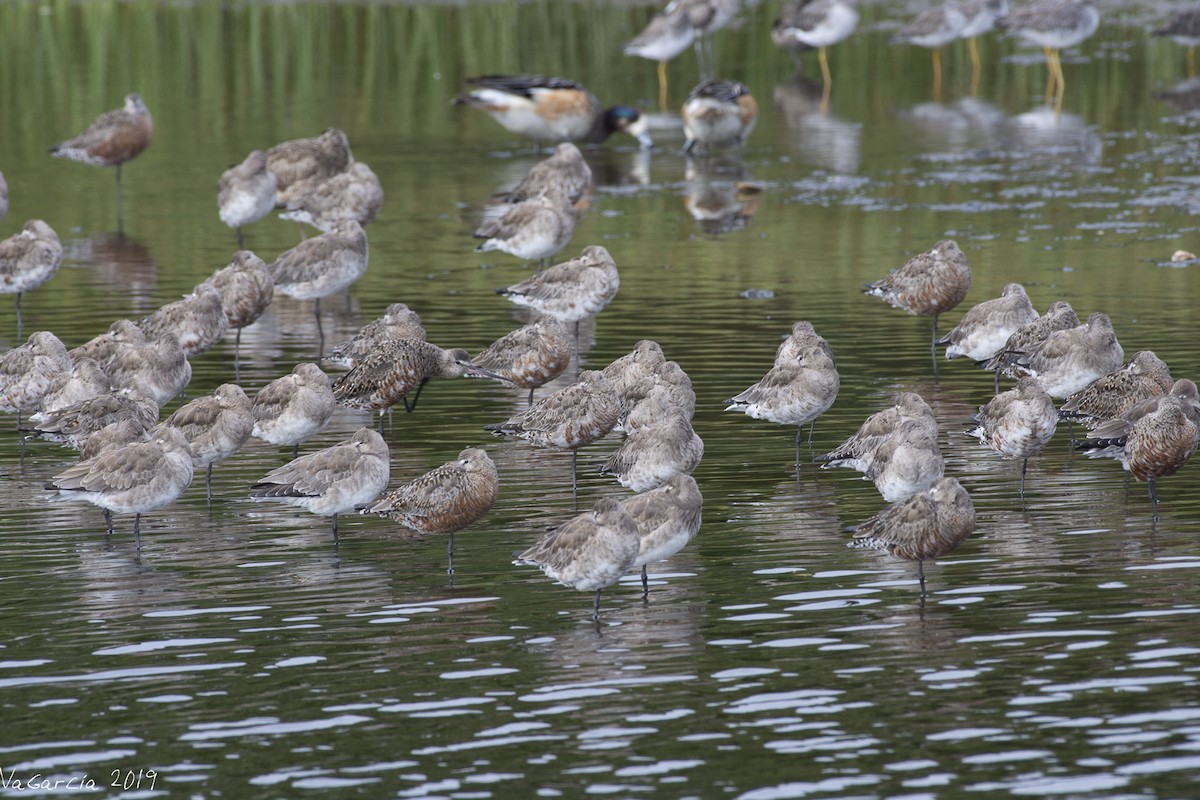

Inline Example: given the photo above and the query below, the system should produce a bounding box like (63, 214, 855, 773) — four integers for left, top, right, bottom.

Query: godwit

(1076, 380, 1200, 458)
(251, 362, 336, 458)
(723, 321, 840, 467)
(218, 150, 277, 248)
(139, 283, 228, 358)
(325, 303, 427, 369)
(1154, 7, 1200, 75)
(75, 417, 149, 535)
(453, 75, 652, 148)
(36, 357, 110, 419)
(600, 403, 704, 493)
(0, 220, 64, 338)
(250, 427, 390, 542)
(499, 143, 593, 205)
(771, 0, 859, 107)
(514, 496, 641, 621)
(364, 447, 499, 574)
(938, 283, 1038, 392)
(49, 93, 153, 230)
(848, 476, 976, 596)
(967, 375, 1059, 497)
(682, 80, 759, 154)
(817, 392, 938, 472)
(982, 300, 1080, 379)
(1000, 0, 1099, 106)
(893, 4, 968, 101)
(279, 161, 384, 233)
(1059, 350, 1173, 428)
(333, 338, 495, 426)
(265, 128, 353, 206)
(468, 317, 572, 405)
(474, 187, 577, 268)
(68, 319, 146, 368)
(1123, 393, 1200, 522)
(866, 239, 972, 363)
(29, 387, 159, 450)
(621, 472, 703, 597)
(616, 363, 697, 433)
(1012, 311, 1124, 398)
(201, 250, 274, 380)
(105, 331, 191, 407)
(603, 340, 667, 398)
(0, 331, 71, 429)
(163, 383, 254, 500)
(863, 426, 945, 503)
(485, 370, 620, 501)
(268, 219, 368, 338)
(46, 424, 193, 548)
(496, 245, 620, 352)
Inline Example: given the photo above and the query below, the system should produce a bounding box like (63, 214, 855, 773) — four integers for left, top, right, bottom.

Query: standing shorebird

(514, 497, 641, 621)
(893, 4, 968, 102)
(1001, 0, 1099, 106)
(36, 357, 110, 419)
(325, 303, 427, 369)
(279, 161, 384, 233)
(485, 370, 620, 502)
(723, 321, 840, 468)
(0, 331, 72, 430)
(600, 403, 703, 493)
(863, 426, 945, 503)
(817, 392, 938, 472)
(364, 447, 499, 574)
(982, 300, 1080, 380)
(771, 0, 860, 109)
(848, 476, 976, 596)
(1154, 7, 1200, 75)
(49, 93, 153, 231)
(938, 283, 1039, 393)
(1011, 311, 1124, 398)
(1059, 350, 1173, 428)
(467, 317, 572, 405)
(1116, 392, 1200, 523)
(474, 188, 577, 268)
(624, 0, 739, 108)
(621, 472, 703, 597)
(105, 331, 192, 407)
(0, 220, 64, 339)
(251, 362, 336, 458)
(162, 383, 254, 501)
(866, 239, 972, 369)
(218, 150, 277, 249)
(268, 219, 368, 342)
(46, 424, 193, 548)
(959, 0, 1010, 91)
(265, 128, 353, 206)
(967, 376, 1059, 497)
(453, 75, 653, 149)
(496, 245, 620, 355)
(499, 143, 593, 205)
(68, 318, 146, 368)
(250, 428, 390, 542)
(682, 80, 759, 155)
(29, 387, 159, 450)
(201, 250, 275, 381)
(139, 283, 229, 358)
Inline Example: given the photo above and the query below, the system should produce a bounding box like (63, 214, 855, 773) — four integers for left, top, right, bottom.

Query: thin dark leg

(930, 315, 939, 380)
(572, 450, 578, 510)
(993, 369, 1000, 396)
(447, 531, 455, 575)
(313, 299, 325, 351)
(332, 513, 339, 545)
(234, 328, 242, 383)
(115, 164, 124, 233)
(133, 512, 141, 550)
(104, 509, 113, 536)
(206, 463, 214, 502)
(292, 443, 299, 460)
(1020, 458, 1028, 504)
(574, 320, 581, 366)
(527, 387, 534, 406)
(15, 408, 20, 431)
(403, 379, 428, 413)
(1149, 479, 1159, 523)
(236, 227, 245, 249)
(15, 293, 21, 340)
(794, 426, 803, 471)
(917, 559, 927, 597)
(641, 564, 649, 599)
(592, 588, 602, 621)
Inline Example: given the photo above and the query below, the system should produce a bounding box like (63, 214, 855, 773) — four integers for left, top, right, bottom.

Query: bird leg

(104, 509, 113, 536)
(403, 378, 429, 413)
(657, 60, 669, 112)
(115, 164, 124, 234)
(206, 463, 214, 502)
(447, 531, 455, 575)
(1149, 478, 1159, 523)
(641, 564, 650, 599)
(234, 327, 242, 383)
(592, 588, 603, 621)
(1020, 458, 1028, 500)
(932, 49, 943, 104)
(968, 37, 981, 96)
(134, 512, 141, 550)
(917, 558, 927, 597)
(332, 513, 340, 545)
(14, 293, 21, 340)
(236, 227, 245, 249)
(571, 450, 579, 510)
(1043, 46, 1057, 103)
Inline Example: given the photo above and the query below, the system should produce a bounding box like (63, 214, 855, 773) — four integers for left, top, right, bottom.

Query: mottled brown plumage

(500, 143, 592, 205)
(106, 331, 191, 407)
(621, 472, 704, 596)
(474, 188, 577, 264)
(983, 300, 1081, 375)
(0, 220, 63, 337)
(164, 383, 254, 499)
(325, 303, 427, 369)
(31, 387, 159, 450)
(201, 250, 275, 379)
(600, 405, 703, 493)
(265, 128, 353, 206)
(280, 161, 384, 232)
(967, 376, 1058, 495)
(68, 319, 146, 368)
(0, 331, 71, 427)
(682, 79, 758, 153)
(36, 357, 110, 419)
(1012, 311, 1124, 398)
(817, 392, 937, 471)
(939, 283, 1039, 362)
(497, 245, 620, 325)
(1059, 350, 1173, 426)
(139, 284, 228, 358)
(218, 150, 277, 247)
(469, 317, 572, 404)
(1125, 393, 1200, 521)
(333, 338, 477, 415)
(866, 240, 972, 348)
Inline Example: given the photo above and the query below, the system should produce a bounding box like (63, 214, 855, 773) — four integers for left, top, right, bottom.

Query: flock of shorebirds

(1, 0, 1198, 620)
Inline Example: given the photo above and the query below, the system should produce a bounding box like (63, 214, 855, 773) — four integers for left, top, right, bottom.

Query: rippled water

(1, 1, 1199, 797)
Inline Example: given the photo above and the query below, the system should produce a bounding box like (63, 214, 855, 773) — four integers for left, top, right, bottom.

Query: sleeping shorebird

(0, 220, 64, 338)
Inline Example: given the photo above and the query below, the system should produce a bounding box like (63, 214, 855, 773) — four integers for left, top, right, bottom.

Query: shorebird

(467, 317, 572, 405)
(498, 143, 592, 205)
(0, 220, 64, 338)
(621, 472, 703, 597)
(29, 387, 160, 450)
(496, 245, 620, 351)
(333, 338, 495, 426)
(1059, 350, 1173, 428)
(1012, 311, 1124, 398)
(514, 496, 641, 621)
(1001, 0, 1099, 105)
(723, 321, 840, 468)
(74, 417, 149, 535)
(453, 75, 653, 148)
(218, 150, 277, 248)
(959, 0, 1010, 90)
(268, 219, 368, 337)
(866, 239, 972, 364)
(105, 331, 191, 407)
(847, 476, 976, 596)
(817, 392, 938, 472)
(485, 370, 620, 501)
(251, 362, 336, 458)
(200, 250, 274, 380)
(250, 427, 390, 542)
(938, 283, 1038, 387)
(49, 93, 153, 230)
(46, 424, 193, 548)
(162, 383, 254, 500)
(68, 319, 147, 368)
(864, 427, 945, 503)
(474, 188, 577, 268)
(616, 363, 697, 433)
(1154, 7, 1200, 75)
(600, 403, 704, 492)
(364, 447, 499, 574)
(982, 300, 1080, 379)
(1121, 393, 1200, 522)
(604, 340, 668, 422)
(771, 0, 859, 108)
(139, 283, 228, 358)
(893, 3, 968, 101)
(625, 0, 740, 106)
(0, 331, 71, 429)
(265, 128, 353, 206)
(279, 161, 384, 233)
(325, 303, 427, 369)
(682, 80, 758, 154)
(36, 357, 110, 418)
(967, 375, 1059, 496)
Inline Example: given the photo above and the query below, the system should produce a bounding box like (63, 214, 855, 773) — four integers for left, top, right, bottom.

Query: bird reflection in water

(65, 231, 158, 307)
(684, 156, 764, 235)
(774, 77, 861, 174)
